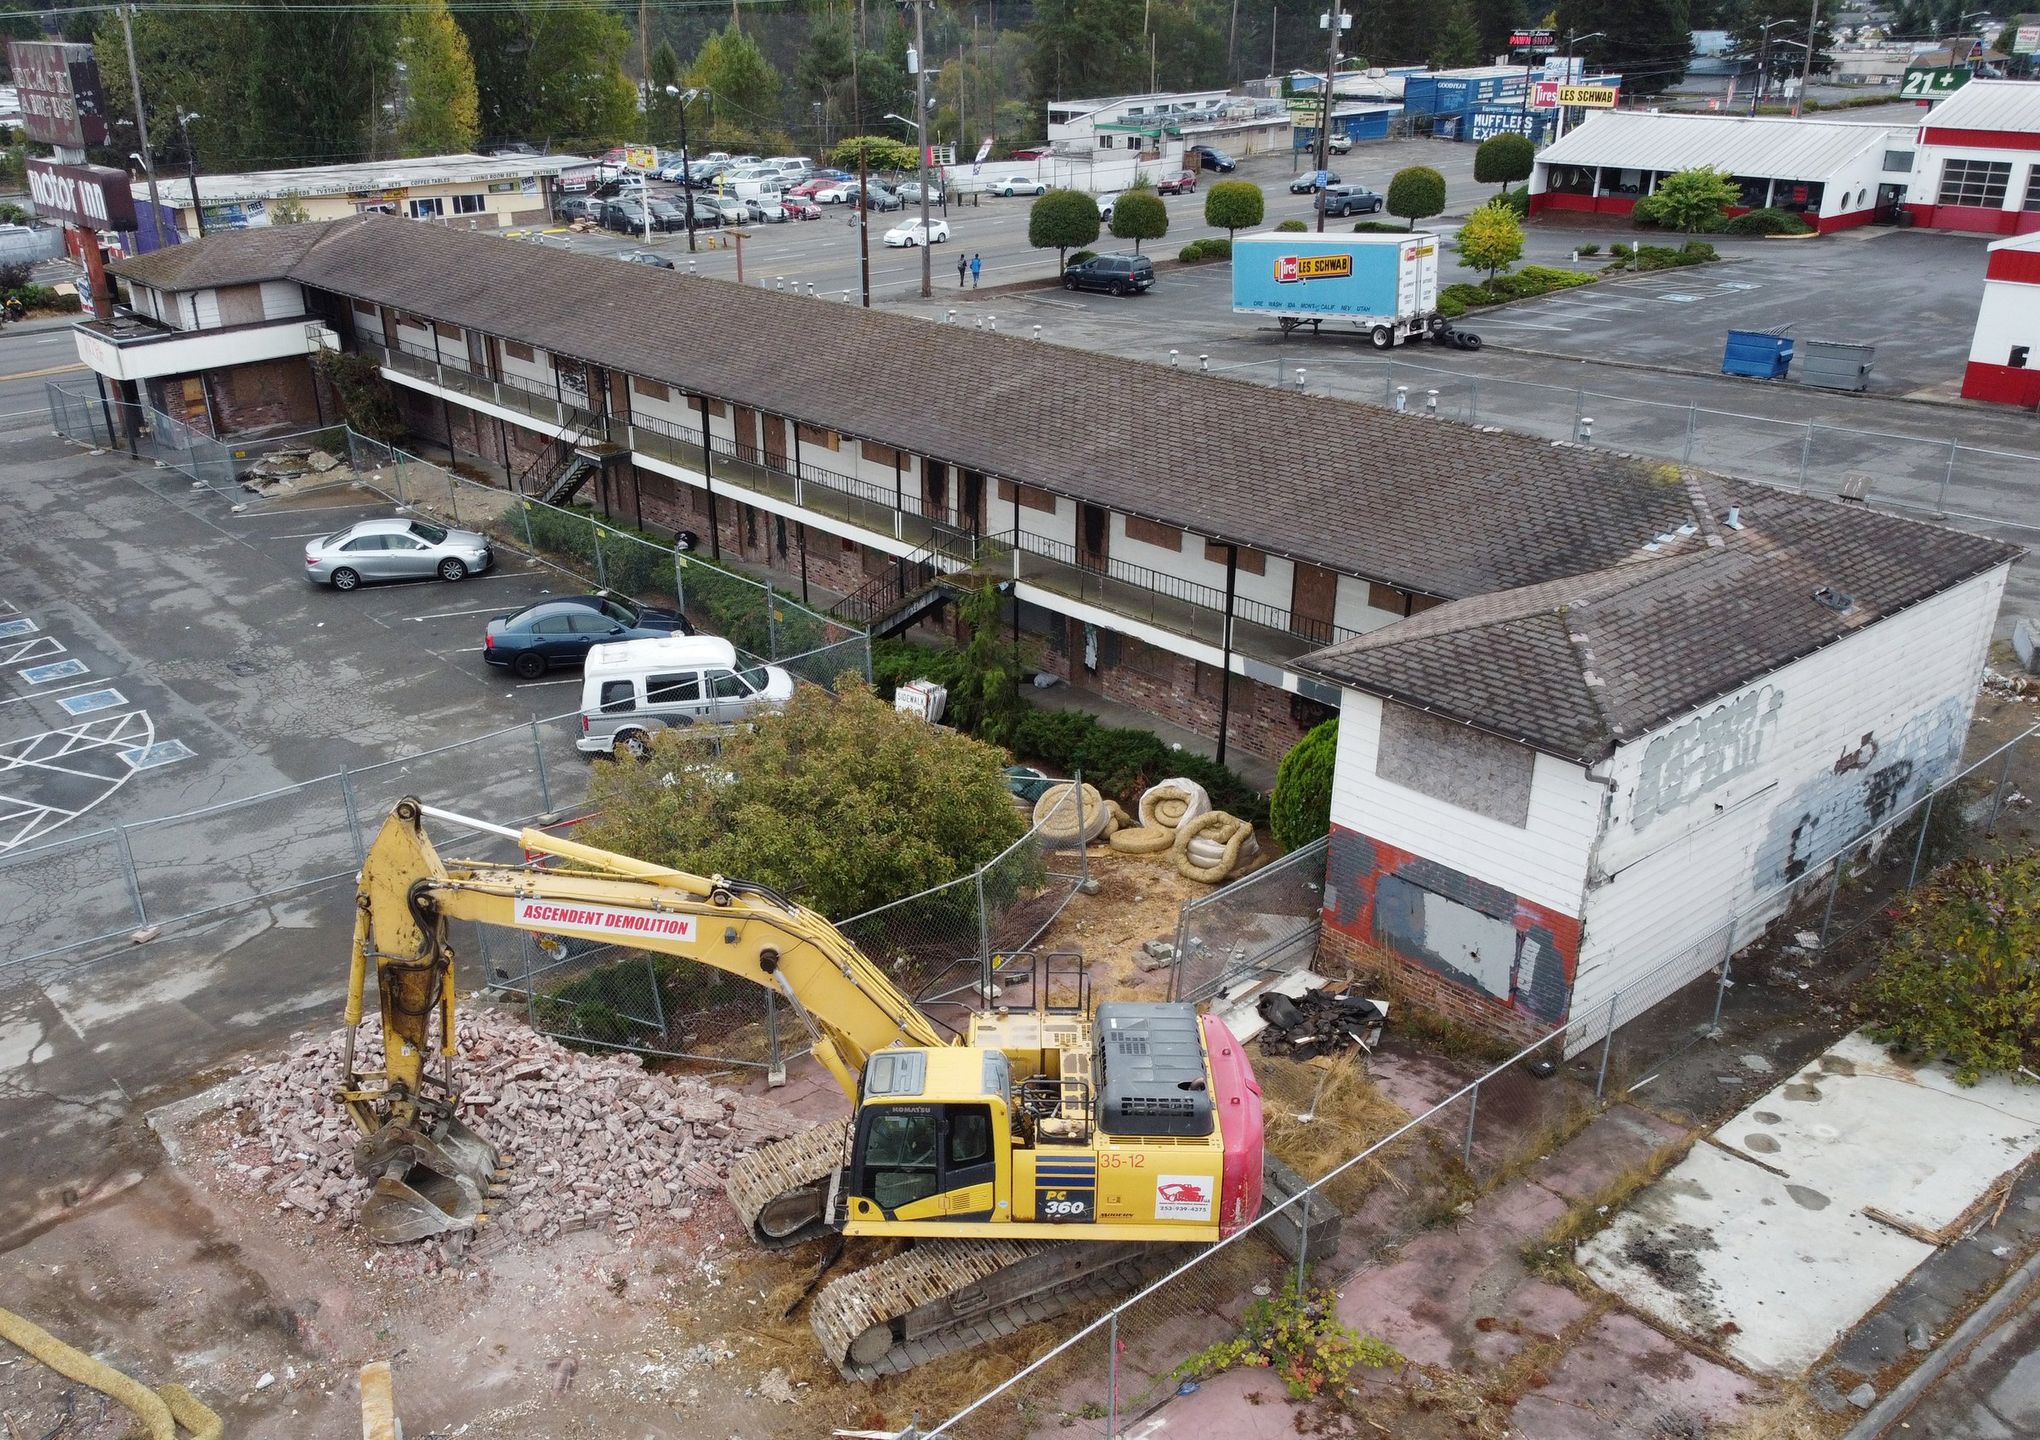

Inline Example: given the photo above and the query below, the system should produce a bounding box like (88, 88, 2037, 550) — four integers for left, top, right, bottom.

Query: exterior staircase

(831, 526, 991, 638)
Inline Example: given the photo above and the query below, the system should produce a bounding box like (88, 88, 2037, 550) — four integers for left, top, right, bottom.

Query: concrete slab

(1581, 1141, 1934, 1375)
(1526, 1103, 1687, 1206)
(1723, 1033, 2040, 1233)
(1507, 1311, 1754, 1440)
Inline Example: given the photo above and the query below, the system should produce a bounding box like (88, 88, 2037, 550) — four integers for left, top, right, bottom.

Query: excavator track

(725, 1120, 852, 1250)
(809, 1238, 1159, 1380)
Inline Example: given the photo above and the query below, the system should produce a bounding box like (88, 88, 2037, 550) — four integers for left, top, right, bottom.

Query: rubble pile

(242, 447, 344, 494)
(1256, 987, 1389, 1062)
(206, 1006, 814, 1261)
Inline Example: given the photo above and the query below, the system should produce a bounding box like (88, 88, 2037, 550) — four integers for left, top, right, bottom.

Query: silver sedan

(305, 517, 492, 591)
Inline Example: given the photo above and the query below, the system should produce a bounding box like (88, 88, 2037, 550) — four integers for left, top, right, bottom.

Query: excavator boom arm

(351, 799, 946, 1100)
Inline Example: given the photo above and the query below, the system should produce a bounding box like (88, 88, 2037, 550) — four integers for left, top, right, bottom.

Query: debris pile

(1255, 988, 1388, 1062)
(204, 1006, 816, 1263)
(241, 446, 344, 494)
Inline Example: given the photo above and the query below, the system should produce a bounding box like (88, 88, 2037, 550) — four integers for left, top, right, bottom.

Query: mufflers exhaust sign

(26, 159, 138, 232)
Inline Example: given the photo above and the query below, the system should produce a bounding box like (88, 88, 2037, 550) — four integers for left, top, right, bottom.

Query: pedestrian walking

(956, 253, 967, 288)
(969, 253, 982, 288)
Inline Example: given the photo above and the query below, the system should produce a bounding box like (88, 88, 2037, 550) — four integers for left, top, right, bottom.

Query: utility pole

(1753, 19, 1770, 116)
(1315, 2, 1347, 233)
(667, 85, 697, 252)
(907, 0, 933, 298)
(1792, 0, 1820, 117)
(1557, 29, 1603, 141)
(852, 49, 870, 307)
(118, 4, 168, 251)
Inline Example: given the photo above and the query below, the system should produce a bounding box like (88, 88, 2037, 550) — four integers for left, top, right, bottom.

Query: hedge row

(1437, 264, 1596, 318)
(1178, 237, 1233, 263)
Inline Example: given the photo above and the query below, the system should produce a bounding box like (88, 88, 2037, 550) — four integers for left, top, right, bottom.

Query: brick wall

(1059, 617, 1314, 762)
(1317, 926, 1551, 1050)
(207, 356, 328, 434)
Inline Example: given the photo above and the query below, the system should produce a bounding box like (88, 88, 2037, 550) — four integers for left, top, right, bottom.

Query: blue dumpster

(1722, 330, 1794, 379)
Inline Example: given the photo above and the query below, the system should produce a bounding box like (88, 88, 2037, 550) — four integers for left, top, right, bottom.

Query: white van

(577, 636, 795, 757)
(766, 156, 813, 177)
(724, 165, 787, 201)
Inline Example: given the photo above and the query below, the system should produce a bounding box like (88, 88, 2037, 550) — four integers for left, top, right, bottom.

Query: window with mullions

(1939, 159, 2011, 209)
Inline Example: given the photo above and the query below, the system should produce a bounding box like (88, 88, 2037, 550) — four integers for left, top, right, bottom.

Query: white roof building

(1529, 111, 1914, 232)
(1909, 79, 2040, 233)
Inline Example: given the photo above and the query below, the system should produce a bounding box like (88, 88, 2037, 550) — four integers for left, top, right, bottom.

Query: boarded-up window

(352, 299, 377, 318)
(860, 439, 903, 468)
(398, 312, 429, 331)
(1408, 593, 1445, 614)
(632, 376, 670, 401)
(796, 423, 839, 450)
(1118, 635, 1176, 679)
(1367, 582, 1406, 614)
(1376, 702, 1533, 827)
(996, 479, 1058, 513)
(699, 397, 727, 419)
(504, 340, 535, 362)
(1124, 516, 1183, 551)
(434, 320, 462, 341)
(215, 284, 264, 327)
(1202, 539, 1265, 575)
(635, 465, 675, 505)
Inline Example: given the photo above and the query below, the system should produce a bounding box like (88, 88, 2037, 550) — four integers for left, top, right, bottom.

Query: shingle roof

(111, 223, 334, 293)
(1918, 78, 2040, 135)
(113, 214, 1719, 599)
(1536, 110, 1905, 182)
(1297, 482, 2019, 763)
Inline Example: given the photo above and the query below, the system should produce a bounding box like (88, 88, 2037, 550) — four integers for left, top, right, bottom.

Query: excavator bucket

(353, 1112, 503, 1245)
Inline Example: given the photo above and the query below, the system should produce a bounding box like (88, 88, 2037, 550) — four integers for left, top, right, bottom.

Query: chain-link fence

(511, 778, 1092, 1068)
(914, 723, 2040, 1440)
(1365, 359, 2040, 536)
(1169, 837, 1328, 1004)
(0, 714, 588, 977)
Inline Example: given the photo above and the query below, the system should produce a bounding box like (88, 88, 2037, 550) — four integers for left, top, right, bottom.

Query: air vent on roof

(1724, 504, 1743, 529)
(1813, 586, 1855, 613)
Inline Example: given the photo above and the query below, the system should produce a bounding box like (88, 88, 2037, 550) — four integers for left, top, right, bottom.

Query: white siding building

(1300, 489, 2015, 1047)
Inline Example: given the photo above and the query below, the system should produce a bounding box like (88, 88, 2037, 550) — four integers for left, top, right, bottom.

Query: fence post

(1908, 793, 1935, 887)
(673, 550, 687, 618)
(1106, 1312, 1119, 1440)
(1818, 854, 1844, 948)
(1990, 746, 2017, 829)
(593, 522, 608, 588)
(1295, 1185, 1311, 1291)
(338, 767, 368, 864)
(1797, 425, 1812, 491)
(1711, 921, 1735, 1031)
(767, 588, 780, 659)
(520, 500, 535, 551)
(975, 868, 993, 993)
(113, 825, 147, 927)
(1462, 1079, 1480, 1169)
(1468, 380, 1478, 425)
(1572, 384, 1583, 436)
(1594, 993, 1620, 1102)
(1683, 405, 1697, 467)
(766, 989, 785, 1086)
(530, 719, 553, 813)
(1937, 439, 1958, 516)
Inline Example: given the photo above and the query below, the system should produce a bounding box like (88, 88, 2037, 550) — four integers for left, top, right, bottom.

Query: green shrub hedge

(1177, 237, 1233, 263)
(1722, 207, 1814, 236)
(1270, 719, 1337, 850)
(870, 638, 1268, 824)
(1437, 266, 1595, 312)
(1274, 218, 1308, 233)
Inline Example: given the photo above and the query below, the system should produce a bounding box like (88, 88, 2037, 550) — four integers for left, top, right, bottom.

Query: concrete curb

(1839, 1241, 2040, 1439)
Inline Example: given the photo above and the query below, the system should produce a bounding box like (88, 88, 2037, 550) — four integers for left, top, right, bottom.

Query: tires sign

(1275, 253, 1353, 283)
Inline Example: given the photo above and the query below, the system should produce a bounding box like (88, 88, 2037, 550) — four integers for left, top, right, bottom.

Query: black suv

(1063, 254, 1156, 296)
(1318, 184, 1384, 217)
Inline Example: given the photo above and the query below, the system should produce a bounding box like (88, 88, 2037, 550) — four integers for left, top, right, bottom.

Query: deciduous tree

(1029, 187, 1101, 267)
(460, 2, 637, 148)
(581, 680, 1026, 921)
(1385, 165, 1445, 230)
(1455, 198, 1524, 279)
(1203, 179, 1264, 240)
(1473, 132, 1535, 195)
(1636, 166, 1740, 231)
(690, 22, 782, 134)
(1109, 188, 1168, 253)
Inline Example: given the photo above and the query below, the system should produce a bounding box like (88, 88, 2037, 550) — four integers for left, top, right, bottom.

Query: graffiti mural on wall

(1633, 684, 1784, 831)
(1323, 826, 1580, 1024)
(1754, 695, 1968, 888)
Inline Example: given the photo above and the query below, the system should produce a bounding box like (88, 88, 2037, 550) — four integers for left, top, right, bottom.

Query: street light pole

(1558, 30, 1604, 140)
(666, 84, 699, 253)
(1792, 0, 1820, 117)
(1315, 2, 1347, 234)
(118, 3, 169, 251)
(176, 110, 205, 237)
(907, 0, 934, 298)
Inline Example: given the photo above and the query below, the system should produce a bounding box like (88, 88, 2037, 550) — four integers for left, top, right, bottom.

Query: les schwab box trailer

(1231, 230, 1478, 350)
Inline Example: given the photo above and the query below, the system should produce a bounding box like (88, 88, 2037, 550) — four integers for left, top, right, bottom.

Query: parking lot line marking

(58, 688, 126, 716)
(19, 657, 85, 684)
(0, 678, 100, 708)
(514, 678, 577, 689)
(409, 605, 513, 621)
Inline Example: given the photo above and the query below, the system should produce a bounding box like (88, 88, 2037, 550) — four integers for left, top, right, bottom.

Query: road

(1882, 1283, 2040, 1438)
(0, 317, 87, 431)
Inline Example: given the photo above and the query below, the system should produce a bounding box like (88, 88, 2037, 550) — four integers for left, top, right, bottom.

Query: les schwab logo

(1273, 253, 1353, 284)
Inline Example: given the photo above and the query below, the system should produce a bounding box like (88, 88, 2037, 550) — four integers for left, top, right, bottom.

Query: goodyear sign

(1275, 253, 1353, 283)
(1558, 85, 1619, 108)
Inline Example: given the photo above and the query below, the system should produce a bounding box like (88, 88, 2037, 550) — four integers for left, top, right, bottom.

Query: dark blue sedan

(483, 593, 693, 678)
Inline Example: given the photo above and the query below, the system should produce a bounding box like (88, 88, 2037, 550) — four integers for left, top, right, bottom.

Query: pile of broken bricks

(200, 1005, 817, 1270)
(241, 447, 345, 495)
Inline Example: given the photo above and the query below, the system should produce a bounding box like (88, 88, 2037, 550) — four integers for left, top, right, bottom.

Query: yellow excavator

(340, 797, 1267, 1378)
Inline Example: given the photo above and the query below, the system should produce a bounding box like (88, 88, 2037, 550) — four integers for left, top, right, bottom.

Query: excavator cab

(844, 1048, 1009, 1225)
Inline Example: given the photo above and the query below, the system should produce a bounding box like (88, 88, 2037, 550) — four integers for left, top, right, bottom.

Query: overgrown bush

(1575, 242, 1600, 256)
(314, 350, 405, 442)
(1865, 852, 2040, 1084)
(1723, 207, 1814, 236)
(1270, 719, 1338, 851)
(1497, 183, 1530, 217)
(1437, 291, 1467, 319)
(1174, 1274, 1400, 1401)
(1352, 219, 1405, 233)
(1274, 218, 1308, 233)
(7, 282, 79, 313)
(0, 260, 32, 291)
(1435, 267, 1595, 312)
(1067, 249, 1098, 266)
(1009, 707, 1267, 824)
(1177, 236, 1233, 263)
(581, 680, 1026, 920)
